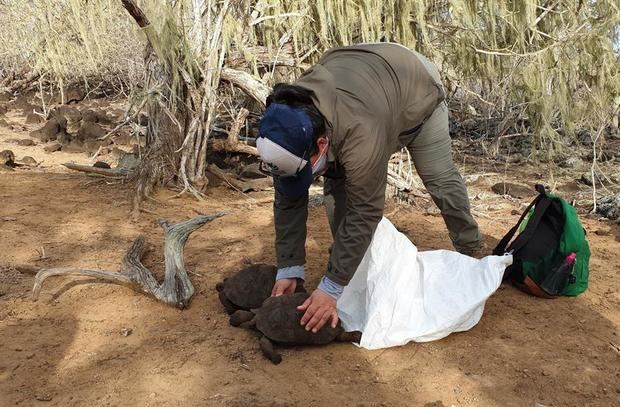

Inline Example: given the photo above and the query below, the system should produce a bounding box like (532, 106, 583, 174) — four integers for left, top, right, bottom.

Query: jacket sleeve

(325, 125, 389, 286)
(273, 177, 309, 269)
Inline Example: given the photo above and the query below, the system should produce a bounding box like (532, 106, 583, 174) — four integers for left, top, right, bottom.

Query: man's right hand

(272, 278, 297, 297)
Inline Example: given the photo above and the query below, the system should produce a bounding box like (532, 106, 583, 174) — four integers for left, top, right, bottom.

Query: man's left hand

(297, 289, 338, 333)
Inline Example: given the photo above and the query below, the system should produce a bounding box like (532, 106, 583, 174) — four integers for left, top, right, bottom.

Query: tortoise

(215, 263, 305, 315)
(230, 292, 362, 364)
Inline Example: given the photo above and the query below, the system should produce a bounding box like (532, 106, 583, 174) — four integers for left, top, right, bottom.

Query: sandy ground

(1, 105, 619, 407)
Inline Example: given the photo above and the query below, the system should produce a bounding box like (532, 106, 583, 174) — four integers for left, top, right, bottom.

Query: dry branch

(221, 68, 270, 107)
(207, 163, 254, 192)
(32, 213, 226, 308)
(210, 108, 257, 155)
(62, 162, 131, 177)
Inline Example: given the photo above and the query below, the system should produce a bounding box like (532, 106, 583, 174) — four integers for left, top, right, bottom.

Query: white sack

(337, 217, 512, 350)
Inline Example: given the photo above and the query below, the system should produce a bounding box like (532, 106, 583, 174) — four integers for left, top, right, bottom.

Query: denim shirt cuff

(276, 265, 305, 282)
(318, 276, 344, 300)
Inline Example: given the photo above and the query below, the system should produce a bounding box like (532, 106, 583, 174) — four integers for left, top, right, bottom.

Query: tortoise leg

(259, 336, 282, 365)
(336, 330, 362, 344)
(218, 290, 238, 315)
(229, 310, 255, 327)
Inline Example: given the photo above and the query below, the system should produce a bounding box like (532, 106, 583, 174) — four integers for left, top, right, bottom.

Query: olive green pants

(324, 52, 480, 253)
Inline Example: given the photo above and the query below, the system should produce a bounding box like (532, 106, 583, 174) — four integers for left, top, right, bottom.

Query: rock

(25, 112, 43, 124)
(56, 131, 72, 146)
(578, 172, 616, 187)
(43, 143, 62, 153)
(0, 118, 9, 127)
(20, 156, 37, 166)
(1, 150, 15, 166)
(62, 140, 84, 153)
(559, 156, 584, 169)
(54, 105, 82, 124)
(30, 119, 62, 142)
(491, 182, 535, 199)
(113, 133, 132, 145)
(596, 194, 620, 220)
(0, 103, 7, 115)
(580, 172, 594, 186)
(495, 154, 524, 164)
(118, 153, 140, 171)
(594, 229, 610, 236)
(239, 163, 267, 180)
(120, 327, 133, 337)
(16, 139, 35, 146)
(95, 110, 112, 125)
(77, 122, 106, 141)
(64, 84, 85, 104)
(81, 109, 98, 123)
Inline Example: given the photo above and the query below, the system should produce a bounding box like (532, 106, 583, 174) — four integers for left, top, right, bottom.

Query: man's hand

(271, 278, 297, 297)
(297, 289, 338, 333)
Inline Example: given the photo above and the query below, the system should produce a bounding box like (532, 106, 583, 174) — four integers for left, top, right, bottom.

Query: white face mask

(311, 139, 329, 176)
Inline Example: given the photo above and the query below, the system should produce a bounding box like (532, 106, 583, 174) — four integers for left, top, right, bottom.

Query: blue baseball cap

(257, 103, 314, 200)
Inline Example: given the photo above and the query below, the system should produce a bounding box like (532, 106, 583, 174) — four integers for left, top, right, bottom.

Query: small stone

(559, 156, 584, 169)
(16, 138, 35, 146)
(594, 229, 610, 236)
(25, 112, 43, 124)
(120, 327, 133, 337)
(35, 394, 53, 401)
(580, 173, 594, 186)
(43, 143, 62, 153)
(491, 182, 534, 199)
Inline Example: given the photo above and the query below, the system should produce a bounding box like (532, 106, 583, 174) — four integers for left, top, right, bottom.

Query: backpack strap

(493, 184, 548, 255)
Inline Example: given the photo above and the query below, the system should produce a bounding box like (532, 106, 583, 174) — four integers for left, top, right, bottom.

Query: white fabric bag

(337, 217, 512, 350)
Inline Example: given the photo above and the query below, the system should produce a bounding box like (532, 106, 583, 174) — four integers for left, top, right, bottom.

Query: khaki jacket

(274, 43, 445, 286)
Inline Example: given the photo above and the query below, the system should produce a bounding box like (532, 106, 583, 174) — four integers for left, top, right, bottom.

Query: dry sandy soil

(1, 104, 619, 407)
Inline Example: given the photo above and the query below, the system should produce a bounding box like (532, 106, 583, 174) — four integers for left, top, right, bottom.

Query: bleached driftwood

(32, 213, 226, 308)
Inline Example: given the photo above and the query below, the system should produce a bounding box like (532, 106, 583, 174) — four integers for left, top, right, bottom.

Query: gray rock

(77, 122, 106, 141)
(16, 139, 35, 147)
(30, 119, 62, 142)
(25, 112, 43, 124)
(81, 109, 98, 123)
(20, 156, 37, 166)
(559, 156, 584, 169)
(596, 194, 620, 220)
(43, 143, 62, 153)
(239, 163, 267, 180)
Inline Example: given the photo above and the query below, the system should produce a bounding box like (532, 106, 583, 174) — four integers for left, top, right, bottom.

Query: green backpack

(493, 184, 591, 298)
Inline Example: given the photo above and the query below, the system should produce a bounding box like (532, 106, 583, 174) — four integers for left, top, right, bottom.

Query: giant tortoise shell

(230, 292, 361, 364)
(216, 263, 277, 314)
